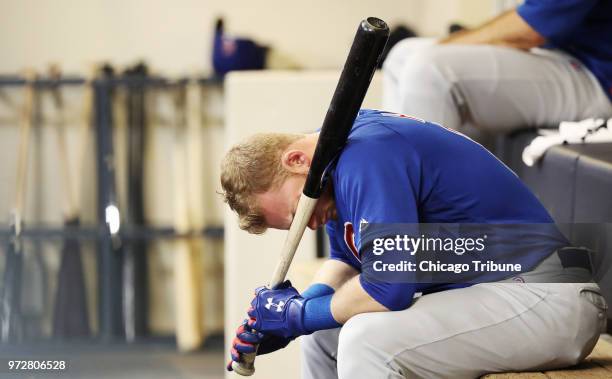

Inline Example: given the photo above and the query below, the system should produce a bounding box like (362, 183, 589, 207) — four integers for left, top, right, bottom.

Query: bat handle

(232, 181, 319, 375)
(232, 350, 256, 376)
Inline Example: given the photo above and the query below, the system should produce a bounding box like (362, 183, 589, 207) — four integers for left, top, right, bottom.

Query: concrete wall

(0, 0, 495, 75)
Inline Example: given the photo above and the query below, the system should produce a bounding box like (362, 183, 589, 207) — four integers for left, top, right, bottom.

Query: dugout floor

(3, 335, 610, 378)
(1, 337, 224, 379)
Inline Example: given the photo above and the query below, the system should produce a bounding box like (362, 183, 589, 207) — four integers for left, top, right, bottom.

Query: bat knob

(232, 360, 255, 376)
(365, 17, 388, 31)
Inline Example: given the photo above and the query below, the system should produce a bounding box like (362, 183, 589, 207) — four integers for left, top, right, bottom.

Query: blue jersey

(517, 0, 612, 100)
(326, 109, 567, 311)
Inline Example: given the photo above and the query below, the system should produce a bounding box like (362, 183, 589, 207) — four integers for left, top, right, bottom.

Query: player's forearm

(301, 260, 357, 305)
(440, 9, 544, 50)
(330, 275, 388, 324)
(309, 259, 359, 291)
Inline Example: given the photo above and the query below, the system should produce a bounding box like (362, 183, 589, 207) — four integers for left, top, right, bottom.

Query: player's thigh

(338, 283, 545, 358)
(337, 283, 604, 377)
(399, 283, 605, 375)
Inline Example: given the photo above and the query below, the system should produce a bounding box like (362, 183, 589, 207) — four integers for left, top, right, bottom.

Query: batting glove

(247, 280, 309, 339)
(226, 319, 293, 371)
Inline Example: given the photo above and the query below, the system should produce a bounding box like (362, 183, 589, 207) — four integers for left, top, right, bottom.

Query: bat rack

(0, 73, 223, 345)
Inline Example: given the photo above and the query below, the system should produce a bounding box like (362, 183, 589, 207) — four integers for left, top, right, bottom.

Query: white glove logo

(265, 297, 285, 312)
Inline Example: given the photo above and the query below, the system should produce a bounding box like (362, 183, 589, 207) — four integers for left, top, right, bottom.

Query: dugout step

(482, 335, 612, 378)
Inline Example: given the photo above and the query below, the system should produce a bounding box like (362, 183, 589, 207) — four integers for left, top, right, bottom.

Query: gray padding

(571, 145, 612, 305)
(521, 146, 579, 224)
(491, 133, 612, 326)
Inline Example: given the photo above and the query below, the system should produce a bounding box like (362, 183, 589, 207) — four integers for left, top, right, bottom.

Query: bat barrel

(302, 17, 389, 199)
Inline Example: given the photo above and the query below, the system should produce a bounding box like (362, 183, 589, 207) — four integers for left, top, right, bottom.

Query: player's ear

(281, 150, 310, 174)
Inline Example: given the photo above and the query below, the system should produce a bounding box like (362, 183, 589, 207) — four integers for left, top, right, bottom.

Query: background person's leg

(301, 327, 341, 379)
(382, 37, 437, 114)
(383, 41, 612, 131)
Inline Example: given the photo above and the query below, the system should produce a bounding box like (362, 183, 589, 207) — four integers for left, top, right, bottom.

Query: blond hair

(220, 133, 303, 234)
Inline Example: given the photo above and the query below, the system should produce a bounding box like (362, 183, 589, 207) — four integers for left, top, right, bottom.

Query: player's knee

(383, 38, 438, 82)
(383, 40, 458, 114)
(337, 315, 407, 378)
(383, 39, 415, 75)
(337, 314, 377, 356)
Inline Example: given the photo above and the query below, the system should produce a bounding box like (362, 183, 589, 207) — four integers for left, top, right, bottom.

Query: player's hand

(247, 280, 309, 339)
(226, 319, 294, 371)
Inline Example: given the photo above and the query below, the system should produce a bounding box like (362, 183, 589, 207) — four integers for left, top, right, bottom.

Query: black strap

(557, 247, 592, 273)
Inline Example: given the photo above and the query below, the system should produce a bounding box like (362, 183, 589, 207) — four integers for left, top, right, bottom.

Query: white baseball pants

(382, 38, 612, 131)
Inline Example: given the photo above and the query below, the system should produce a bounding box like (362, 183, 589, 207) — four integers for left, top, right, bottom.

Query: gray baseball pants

(301, 254, 607, 378)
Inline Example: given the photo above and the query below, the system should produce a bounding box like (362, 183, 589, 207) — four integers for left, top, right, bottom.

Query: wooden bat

(173, 83, 204, 351)
(185, 77, 208, 341)
(232, 17, 389, 376)
(48, 64, 90, 337)
(0, 70, 36, 342)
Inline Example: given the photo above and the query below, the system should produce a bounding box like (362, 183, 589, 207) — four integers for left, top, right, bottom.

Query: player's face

(256, 175, 305, 230)
(255, 175, 336, 230)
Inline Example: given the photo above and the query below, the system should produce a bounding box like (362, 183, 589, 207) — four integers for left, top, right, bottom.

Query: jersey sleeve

(326, 223, 360, 270)
(517, 0, 598, 41)
(336, 137, 422, 311)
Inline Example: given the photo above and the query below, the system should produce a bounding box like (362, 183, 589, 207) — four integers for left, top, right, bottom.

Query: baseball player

(221, 109, 607, 378)
(383, 0, 612, 132)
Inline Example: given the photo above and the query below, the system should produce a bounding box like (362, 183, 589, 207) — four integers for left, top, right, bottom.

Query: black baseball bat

(231, 17, 389, 376)
(94, 64, 124, 339)
(48, 65, 90, 338)
(1, 71, 36, 343)
(123, 63, 149, 341)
